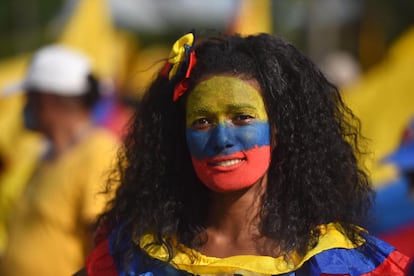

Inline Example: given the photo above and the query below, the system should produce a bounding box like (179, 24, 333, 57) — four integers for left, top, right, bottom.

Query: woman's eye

(233, 114, 255, 125)
(191, 118, 211, 130)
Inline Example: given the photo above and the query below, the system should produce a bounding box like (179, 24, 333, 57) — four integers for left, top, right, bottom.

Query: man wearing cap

(0, 45, 119, 276)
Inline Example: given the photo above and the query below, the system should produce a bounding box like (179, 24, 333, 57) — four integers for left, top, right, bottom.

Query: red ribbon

(173, 51, 197, 102)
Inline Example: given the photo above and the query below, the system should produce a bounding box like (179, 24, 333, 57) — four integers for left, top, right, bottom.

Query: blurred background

(0, 0, 413, 260)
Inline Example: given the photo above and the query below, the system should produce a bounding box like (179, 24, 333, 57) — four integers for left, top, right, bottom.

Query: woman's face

(185, 76, 271, 193)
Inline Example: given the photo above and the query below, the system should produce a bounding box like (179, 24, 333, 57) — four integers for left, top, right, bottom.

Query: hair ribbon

(161, 32, 197, 102)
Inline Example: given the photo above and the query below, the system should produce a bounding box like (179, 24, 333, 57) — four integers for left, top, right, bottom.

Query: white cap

(4, 44, 92, 96)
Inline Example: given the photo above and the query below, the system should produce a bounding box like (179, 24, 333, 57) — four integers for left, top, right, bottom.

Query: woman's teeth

(215, 159, 243, 167)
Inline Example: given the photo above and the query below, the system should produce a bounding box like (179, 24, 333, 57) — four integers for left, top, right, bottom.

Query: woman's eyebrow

(188, 104, 258, 116)
(226, 103, 258, 111)
(187, 107, 214, 117)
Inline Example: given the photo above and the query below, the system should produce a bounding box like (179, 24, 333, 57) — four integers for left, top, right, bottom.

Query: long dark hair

(98, 33, 372, 267)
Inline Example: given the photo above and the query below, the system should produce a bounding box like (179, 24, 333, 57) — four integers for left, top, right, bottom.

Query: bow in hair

(161, 32, 197, 102)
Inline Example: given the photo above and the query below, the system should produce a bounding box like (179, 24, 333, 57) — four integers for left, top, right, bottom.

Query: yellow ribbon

(167, 33, 195, 80)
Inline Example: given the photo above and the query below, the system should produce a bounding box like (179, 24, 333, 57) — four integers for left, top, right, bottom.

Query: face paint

(186, 76, 271, 193)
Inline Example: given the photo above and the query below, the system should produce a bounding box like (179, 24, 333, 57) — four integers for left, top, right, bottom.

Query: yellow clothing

(0, 128, 118, 276)
(0, 94, 45, 254)
(140, 223, 356, 275)
(86, 223, 409, 275)
(0, 131, 44, 254)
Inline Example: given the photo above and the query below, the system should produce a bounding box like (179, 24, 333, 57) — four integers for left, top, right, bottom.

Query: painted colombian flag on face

(185, 76, 271, 192)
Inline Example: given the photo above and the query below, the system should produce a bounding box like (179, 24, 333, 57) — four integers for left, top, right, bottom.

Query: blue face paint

(186, 121, 270, 159)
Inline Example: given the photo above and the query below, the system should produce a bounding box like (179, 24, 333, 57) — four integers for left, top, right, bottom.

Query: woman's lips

(211, 158, 244, 167)
(206, 153, 246, 169)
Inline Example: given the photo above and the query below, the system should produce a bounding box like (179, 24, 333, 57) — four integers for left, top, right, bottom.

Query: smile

(209, 158, 245, 167)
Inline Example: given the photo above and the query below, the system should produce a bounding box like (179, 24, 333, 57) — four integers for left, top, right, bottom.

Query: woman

(84, 32, 410, 275)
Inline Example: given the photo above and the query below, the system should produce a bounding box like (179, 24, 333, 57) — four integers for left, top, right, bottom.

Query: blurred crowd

(0, 44, 119, 276)
(0, 0, 413, 274)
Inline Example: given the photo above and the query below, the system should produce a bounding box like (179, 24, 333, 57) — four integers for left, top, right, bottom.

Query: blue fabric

(92, 95, 115, 125)
(108, 228, 396, 276)
(383, 142, 414, 171)
(367, 176, 414, 234)
(109, 228, 190, 276)
(302, 233, 394, 275)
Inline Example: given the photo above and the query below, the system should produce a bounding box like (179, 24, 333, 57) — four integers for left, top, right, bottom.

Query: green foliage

(0, 0, 63, 58)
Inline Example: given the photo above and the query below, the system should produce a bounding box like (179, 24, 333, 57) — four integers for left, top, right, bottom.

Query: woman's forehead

(186, 76, 267, 119)
(187, 76, 262, 101)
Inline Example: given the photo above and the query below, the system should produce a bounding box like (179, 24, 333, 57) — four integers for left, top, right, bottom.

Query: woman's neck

(198, 176, 277, 257)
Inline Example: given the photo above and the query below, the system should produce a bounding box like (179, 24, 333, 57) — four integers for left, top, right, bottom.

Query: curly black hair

(98, 33, 373, 267)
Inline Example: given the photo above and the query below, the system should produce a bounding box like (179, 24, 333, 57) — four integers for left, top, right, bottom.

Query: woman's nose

(210, 124, 235, 153)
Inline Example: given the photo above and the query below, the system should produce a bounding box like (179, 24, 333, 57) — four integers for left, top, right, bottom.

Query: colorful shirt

(86, 223, 410, 275)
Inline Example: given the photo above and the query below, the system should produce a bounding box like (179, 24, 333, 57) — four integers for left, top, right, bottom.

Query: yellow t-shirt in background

(0, 128, 118, 276)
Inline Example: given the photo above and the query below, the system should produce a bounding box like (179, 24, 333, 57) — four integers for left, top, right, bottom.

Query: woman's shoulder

(296, 223, 410, 275)
(84, 223, 411, 275)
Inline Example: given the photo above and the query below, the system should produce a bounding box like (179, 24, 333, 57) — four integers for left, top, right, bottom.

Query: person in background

(82, 32, 409, 275)
(0, 45, 119, 276)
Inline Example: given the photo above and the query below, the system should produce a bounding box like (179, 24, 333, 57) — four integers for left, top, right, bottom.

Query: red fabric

(160, 61, 172, 78)
(86, 238, 118, 276)
(361, 250, 410, 276)
(184, 51, 197, 79)
(101, 102, 134, 139)
(378, 221, 414, 257)
(173, 51, 197, 102)
(173, 79, 189, 102)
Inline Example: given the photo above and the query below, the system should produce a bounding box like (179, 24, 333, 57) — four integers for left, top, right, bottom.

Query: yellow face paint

(186, 76, 268, 128)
